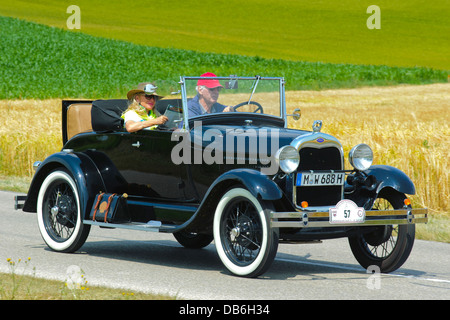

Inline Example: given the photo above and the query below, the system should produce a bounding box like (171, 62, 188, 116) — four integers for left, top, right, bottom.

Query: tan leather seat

(67, 103, 93, 140)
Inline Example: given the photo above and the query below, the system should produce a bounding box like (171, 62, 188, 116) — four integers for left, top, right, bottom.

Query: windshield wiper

(247, 75, 261, 105)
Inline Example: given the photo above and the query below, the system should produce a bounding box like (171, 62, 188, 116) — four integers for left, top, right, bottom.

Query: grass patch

(416, 214, 450, 243)
(0, 16, 447, 100)
(0, 175, 31, 193)
(0, 258, 176, 300)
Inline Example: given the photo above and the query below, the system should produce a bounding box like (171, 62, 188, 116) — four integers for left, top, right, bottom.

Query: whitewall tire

(213, 187, 278, 277)
(36, 170, 90, 252)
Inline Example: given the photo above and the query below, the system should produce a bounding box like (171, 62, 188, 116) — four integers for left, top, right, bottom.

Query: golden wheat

(287, 83, 450, 219)
(0, 99, 61, 177)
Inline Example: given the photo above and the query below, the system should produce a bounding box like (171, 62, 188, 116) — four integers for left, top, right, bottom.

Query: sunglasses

(141, 94, 156, 99)
(206, 87, 221, 92)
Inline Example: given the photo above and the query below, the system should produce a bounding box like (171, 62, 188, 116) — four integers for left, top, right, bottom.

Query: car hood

(190, 123, 311, 151)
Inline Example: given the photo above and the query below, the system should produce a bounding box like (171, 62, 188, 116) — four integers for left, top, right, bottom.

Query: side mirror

(226, 76, 238, 89)
(287, 108, 301, 121)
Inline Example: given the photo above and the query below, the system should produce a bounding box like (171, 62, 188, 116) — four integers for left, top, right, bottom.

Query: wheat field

(0, 83, 448, 240)
(286, 83, 450, 241)
(286, 83, 449, 212)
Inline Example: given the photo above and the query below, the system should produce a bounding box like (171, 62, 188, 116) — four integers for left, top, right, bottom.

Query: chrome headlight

(349, 144, 373, 171)
(275, 146, 299, 173)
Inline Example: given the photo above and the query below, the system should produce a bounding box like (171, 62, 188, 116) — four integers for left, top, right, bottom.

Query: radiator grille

(295, 147, 343, 206)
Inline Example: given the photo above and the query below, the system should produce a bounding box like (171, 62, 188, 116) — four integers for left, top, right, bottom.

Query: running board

(83, 219, 179, 233)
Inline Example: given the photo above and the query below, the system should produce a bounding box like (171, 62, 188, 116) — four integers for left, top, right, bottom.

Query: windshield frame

(180, 76, 286, 130)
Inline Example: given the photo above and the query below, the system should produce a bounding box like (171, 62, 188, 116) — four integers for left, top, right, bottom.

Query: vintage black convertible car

(17, 76, 428, 277)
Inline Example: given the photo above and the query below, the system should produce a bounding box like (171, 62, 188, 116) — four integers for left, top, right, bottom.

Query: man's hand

(223, 106, 234, 112)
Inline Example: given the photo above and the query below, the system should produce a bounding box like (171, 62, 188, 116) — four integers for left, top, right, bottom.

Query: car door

(112, 130, 187, 201)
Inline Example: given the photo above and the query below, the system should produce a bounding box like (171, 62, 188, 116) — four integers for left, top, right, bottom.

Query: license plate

(296, 172, 345, 186)
(329, 200, 365, 224)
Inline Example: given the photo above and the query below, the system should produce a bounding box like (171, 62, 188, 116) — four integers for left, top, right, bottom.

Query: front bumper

(271, 207, 428, 228)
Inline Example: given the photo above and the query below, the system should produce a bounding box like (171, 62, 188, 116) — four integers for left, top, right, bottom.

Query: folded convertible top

(91, 99, 128, 131)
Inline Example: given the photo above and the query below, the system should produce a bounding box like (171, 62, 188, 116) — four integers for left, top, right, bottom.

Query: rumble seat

(66, 99, 184, 140)
(67, 103, 93, 140)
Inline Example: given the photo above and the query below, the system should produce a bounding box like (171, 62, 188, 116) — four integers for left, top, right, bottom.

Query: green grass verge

(0, 260, 176, 300)
(0, 16, 447, 100)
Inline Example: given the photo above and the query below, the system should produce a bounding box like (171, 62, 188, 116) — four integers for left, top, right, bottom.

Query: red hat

(197, 72, 223, 89)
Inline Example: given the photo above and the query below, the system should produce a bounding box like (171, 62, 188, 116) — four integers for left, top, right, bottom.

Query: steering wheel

(233, 101, 264, 113)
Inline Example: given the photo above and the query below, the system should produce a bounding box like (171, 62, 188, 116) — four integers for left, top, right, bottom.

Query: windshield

(181, 76, 284, 122)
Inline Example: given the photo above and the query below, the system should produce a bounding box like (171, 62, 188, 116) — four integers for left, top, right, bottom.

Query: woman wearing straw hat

(122, 82, 168, 132)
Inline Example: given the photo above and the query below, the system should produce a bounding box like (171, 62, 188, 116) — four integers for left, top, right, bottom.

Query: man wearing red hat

(188, 72, 234, 118)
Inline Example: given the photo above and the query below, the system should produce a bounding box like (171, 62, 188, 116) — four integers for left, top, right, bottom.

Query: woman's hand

(154, 115, 168, 125)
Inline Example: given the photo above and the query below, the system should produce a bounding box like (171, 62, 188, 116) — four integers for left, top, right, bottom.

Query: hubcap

(51, 206, 59, 215)
(230, 227, 240, 242)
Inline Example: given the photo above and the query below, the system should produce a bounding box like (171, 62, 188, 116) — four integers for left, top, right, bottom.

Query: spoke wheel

(37, 170, 90, 252)
(214, 188, 278, 277)
(348, 189, 415, 273)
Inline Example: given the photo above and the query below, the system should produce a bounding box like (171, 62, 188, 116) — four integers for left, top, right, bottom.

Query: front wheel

(36, 169, 90, 253)
(348, 189, 415, 273)
(213, 187, 278, 277)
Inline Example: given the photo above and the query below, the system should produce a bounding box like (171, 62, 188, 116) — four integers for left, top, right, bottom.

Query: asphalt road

(1, 190, 449, 300)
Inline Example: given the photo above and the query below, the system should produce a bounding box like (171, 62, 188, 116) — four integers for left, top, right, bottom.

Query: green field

(0, 0, 448, 70)
(1, 0, 448, 99)
(0, 16, 447, 100)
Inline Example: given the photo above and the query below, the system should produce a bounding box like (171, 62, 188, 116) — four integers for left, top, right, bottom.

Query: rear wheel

(213, 188, 278, 277)
(37, 170, 90, 253)
(348, 189, 415, 273)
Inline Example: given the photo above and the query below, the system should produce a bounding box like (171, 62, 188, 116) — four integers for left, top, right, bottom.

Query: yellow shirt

(123, 105, 159, 130)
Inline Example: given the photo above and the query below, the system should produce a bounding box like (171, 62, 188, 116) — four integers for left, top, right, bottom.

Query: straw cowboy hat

(127, 82, 164, 101)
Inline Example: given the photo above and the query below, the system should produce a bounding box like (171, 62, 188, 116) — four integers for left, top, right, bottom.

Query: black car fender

(23, 151, 105, 218)
(210, 168, 283, 200)
(365, 165, 415, 195)
(346, 164, 415, 209)
(181, 168, 283, 233)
